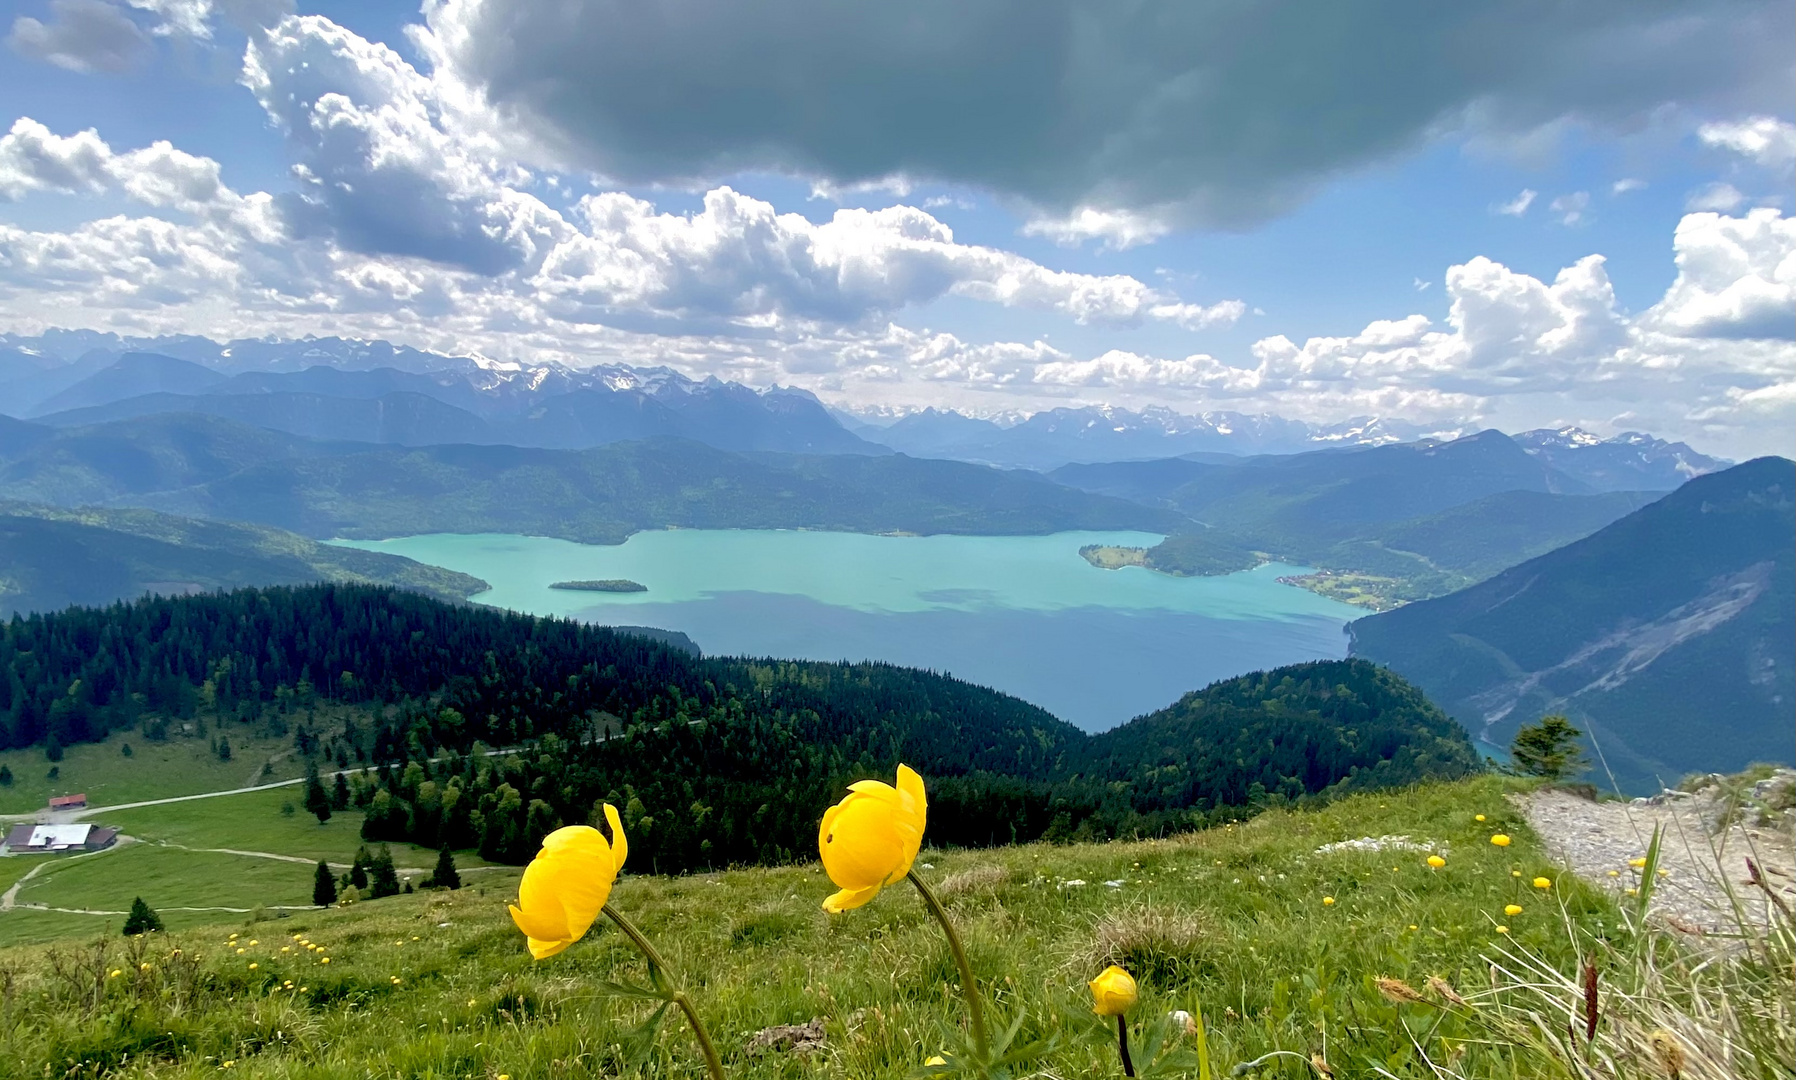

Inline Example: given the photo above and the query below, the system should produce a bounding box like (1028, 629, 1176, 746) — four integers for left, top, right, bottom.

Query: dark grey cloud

(427, 0, 1795, 226)
(9, 0, 151, 73)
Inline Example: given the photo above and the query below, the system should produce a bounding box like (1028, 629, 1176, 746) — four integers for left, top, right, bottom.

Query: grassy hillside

(0, 416, 1187, 543)
(0, 502, 487, 615)
(3, 773, 1781, 1079)
(1351, 457, 1796, 792)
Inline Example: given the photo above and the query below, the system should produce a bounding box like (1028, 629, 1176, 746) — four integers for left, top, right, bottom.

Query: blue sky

(1, 0, 1792, 456)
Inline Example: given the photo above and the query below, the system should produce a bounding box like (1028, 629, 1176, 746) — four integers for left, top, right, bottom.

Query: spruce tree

(1511, 714, 1589, 781)
(303, 759, 332, 824)
(331, 771, 351, 810)
(369, 845, 401, 898)
(349, 846, 371, 891)
(312, 860, 338, 907)
(122, 896, 164, 935)
(429, 845, 460, 890)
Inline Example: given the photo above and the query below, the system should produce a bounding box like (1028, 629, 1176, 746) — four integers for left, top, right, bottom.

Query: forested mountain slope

(0, 502, 487, 616)
(1350, 456, 1795, 792)
(0, 585, 1477, 870)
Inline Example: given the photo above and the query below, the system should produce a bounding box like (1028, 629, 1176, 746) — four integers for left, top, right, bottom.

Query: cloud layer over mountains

(0, 2, 1792, 457)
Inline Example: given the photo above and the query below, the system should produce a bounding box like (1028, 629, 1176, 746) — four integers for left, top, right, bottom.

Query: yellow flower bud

(1489, 834, 1511, 847)
(818, 765, 927, 913)
(508, 808, 629, 960)
(1495, 925, 1509, 934)
(1089, 965, 1138, 1016)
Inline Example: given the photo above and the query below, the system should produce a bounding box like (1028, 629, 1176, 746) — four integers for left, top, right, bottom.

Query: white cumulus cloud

(1698, 116, 1796, 170)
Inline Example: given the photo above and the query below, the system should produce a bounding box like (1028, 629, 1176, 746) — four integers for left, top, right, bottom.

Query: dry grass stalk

(1375, 977, 1425, 1005)
(935, 864, 1008, 899)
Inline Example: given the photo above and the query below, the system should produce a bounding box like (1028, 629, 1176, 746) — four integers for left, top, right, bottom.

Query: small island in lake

(548, 579, 648, 593)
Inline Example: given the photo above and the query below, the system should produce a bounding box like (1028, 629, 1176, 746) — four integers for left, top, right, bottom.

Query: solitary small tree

(429, 845, 460, 890)
(369, 845, 401, 899)
(1511, 714, 1589, 781)
(215, 736, 231, 762)
(349, 846, 371, 891)
(302, 759, 332, 824)
(122, 896, 164, 935)
(312, 860, 338, 907)
(330, 772, 351, 810)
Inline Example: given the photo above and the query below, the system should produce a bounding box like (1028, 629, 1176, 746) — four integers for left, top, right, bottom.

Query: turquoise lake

(335, 530, 1365, 731)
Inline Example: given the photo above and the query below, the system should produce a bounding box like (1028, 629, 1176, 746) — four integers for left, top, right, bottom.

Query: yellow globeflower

(1504, 904, 1523, 916)
(1089, 965, 1139, 1016)
(1426, 855, 1445, 868)
(1490, 834, 1511, 847)
(1474, 814, 1486, 822)
(1322, 896, 1336, 906)
(817, 765, 927, 913)
(508, 807, 630, 960)
(1533, 877, 1552, 890)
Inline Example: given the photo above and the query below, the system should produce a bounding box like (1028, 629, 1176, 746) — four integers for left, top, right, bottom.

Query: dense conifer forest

(0, 585, 1479, 871)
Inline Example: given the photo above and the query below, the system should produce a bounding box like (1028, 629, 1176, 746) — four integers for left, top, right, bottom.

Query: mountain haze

(0, 415, 1186, 543)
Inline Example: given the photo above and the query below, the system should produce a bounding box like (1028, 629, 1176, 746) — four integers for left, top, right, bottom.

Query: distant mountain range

(0, 501, 487, 617)
(0, 414, 1185, 543)
(2, 333, 1729, 476)
(1051, 430, 1666, 606)
(1349, 456, 1795, 793)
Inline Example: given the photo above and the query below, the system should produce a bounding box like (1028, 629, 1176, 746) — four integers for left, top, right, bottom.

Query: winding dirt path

(1522, 782, 1795, 934)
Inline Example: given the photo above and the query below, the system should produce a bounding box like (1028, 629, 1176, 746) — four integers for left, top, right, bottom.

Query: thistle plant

(508, 806, 725, 1080)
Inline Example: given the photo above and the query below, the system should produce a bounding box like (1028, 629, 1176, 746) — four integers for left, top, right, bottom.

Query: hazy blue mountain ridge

(1348, 456, 1796, 792)
(0, 416, 1187, 543)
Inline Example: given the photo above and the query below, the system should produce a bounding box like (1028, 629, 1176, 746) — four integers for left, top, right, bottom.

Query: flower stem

(601, 903, 726, 1080)
(1117, 1015, 1135, 1077)
(907, 869, 989, 1062)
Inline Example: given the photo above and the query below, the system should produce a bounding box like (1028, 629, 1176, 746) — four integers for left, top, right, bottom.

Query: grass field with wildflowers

(1, 772, 1785, 1079)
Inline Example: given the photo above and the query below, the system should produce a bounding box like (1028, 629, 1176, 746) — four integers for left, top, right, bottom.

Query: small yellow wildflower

(1607, 870, 1620, 877)
(1407, 924, 1418, 930)
(1504, 904, 1522, 916)
(1474, 814, 1486, 822)
(140, 962, 151, 971)
(108, 969, 121, 978)
(1629, 857, 1647, 868)
(249, 963, 259, 970)
(321, 957, 331, 964)
(1495, 925, 1509, 934)
(926, 1055, 948, 1067)
(1426, 855, 1445, 869)
(1533, 877, 1551, 889)
(1089, 965, 1138, 1016)
(1322, 896, 1336, 906)
(1489, 834, 1511, 847)
(248, 940, 258, 946)
(235, 948, 246, 955)
(1511, 870, 1522, 878)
